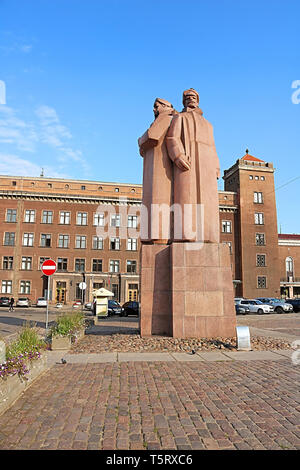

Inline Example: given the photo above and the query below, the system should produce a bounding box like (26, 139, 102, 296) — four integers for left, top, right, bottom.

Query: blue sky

(0, 0, 299, 233)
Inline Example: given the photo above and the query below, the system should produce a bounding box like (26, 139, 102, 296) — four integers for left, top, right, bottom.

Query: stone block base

(140, 242, 236, 338)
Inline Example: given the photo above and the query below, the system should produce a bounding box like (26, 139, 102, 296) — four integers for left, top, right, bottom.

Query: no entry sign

(41, 259, 57, 276)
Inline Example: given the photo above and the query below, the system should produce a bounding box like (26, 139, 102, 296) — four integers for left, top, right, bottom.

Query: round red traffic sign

(41, 259, 57, 276)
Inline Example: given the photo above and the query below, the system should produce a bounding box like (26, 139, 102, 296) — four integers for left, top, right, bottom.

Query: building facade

(0, 152, 299, 304)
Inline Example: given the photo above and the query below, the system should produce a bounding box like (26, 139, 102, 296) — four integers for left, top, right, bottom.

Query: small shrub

(1, 323, 46, 380)
(50, 312, 85, 338)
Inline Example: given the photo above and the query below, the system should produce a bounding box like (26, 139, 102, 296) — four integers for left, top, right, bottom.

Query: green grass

(6, 322, 46, 360)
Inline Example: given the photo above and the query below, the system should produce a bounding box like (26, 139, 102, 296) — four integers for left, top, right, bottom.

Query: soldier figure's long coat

(166, 107, 220, 243)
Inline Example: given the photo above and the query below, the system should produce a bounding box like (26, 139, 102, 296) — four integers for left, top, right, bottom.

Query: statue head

(153, 98, 174, 118)
(182, 88, 199, 109)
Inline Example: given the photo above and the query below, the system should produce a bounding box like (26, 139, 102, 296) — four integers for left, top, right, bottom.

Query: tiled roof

(241, 154, 264, 162)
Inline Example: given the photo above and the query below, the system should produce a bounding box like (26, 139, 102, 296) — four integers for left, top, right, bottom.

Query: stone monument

(138, 89, 236, 338)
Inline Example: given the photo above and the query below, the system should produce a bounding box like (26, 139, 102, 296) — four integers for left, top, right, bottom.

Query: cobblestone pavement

(0, 358, 299, 450)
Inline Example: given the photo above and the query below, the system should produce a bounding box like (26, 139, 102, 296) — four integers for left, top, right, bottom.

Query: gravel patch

(70, 333, 291, 354)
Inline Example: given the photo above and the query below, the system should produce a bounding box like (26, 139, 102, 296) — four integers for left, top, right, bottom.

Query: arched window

(286, 257, 294, 275)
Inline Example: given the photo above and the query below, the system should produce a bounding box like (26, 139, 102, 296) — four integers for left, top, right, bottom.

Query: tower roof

(241, 153, 264, 163)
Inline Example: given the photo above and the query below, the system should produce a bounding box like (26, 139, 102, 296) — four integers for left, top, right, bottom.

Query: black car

(121, 301, 140, 317)
(285, 299, 300, 313)
(0, 297, 10, 307)
(108, 300, 123, 316)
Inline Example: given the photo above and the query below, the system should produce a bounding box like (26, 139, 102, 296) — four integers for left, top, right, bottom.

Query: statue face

(153, 100, 166, 118)
(183, 92, 198, 109)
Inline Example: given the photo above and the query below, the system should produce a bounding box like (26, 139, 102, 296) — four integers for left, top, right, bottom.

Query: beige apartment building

(0, 152, 298, 304)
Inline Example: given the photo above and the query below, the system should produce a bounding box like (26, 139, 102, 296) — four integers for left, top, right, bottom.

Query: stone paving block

(196, 352, 233, 361)
(222, 351, 288, 361)
(64, 353, 117, 363)
(118, 353, 175, 362)
(171, 352, 205, 361)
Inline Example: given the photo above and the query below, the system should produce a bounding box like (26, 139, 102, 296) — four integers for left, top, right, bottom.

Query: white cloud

(0, 153, 69, 178)
(0, 104, 90, 175)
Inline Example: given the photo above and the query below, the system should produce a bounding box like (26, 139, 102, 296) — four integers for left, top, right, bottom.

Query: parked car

(108, 300, 123, 316)
(121, 301, 140, 317)
(72, 301, 82, 308)
(256, 297, 293, 314)
(16, 297, 31, 308)
(235, 304, 250, 315)
(234, 298, 245, 304)
(56, 303, 63, 308)
(285, 298, 300, 313)
(84, 302, 93, 311)
(36, 297, 47, 307)
(0, 297, 10, 307)
(239, 299, 274, 314)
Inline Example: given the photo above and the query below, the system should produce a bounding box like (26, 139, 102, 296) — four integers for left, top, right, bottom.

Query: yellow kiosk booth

(93, 287, 114, 323)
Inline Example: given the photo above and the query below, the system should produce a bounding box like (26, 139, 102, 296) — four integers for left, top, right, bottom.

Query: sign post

(79, 282, 87, 312)
(41, 259, 57, 331)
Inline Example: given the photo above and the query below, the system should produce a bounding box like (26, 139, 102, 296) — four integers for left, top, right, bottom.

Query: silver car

(239, 299, 274, 314)
(16, 297, 31, 308)
(256, 298, 293, 314)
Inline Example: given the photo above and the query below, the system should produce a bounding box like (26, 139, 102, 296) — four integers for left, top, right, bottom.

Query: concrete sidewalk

(47, 348, 293, 366)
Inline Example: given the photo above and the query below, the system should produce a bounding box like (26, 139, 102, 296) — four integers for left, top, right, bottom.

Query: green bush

(6, 323, 47, 360)
(50, 312, 85, 338)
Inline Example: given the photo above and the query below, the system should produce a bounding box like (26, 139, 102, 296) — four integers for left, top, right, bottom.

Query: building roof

(241, 154, 264, 163)
(278, 234, 300, 240)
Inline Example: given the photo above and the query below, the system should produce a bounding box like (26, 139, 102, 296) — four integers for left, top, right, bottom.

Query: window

(2, 280, 12, 294)
(254, 213, 264, 225)
(256, 254, 266, 267)
(254, 192, 263, 204)
(92, 236, 103, 250)
(127, 238, 137, 251)
(24, 210, 35, 223)
(261, 176, 265, 181)
(75, 258, 85, 272)
(39, 257, 50, 269)
(257, 276, 267, 289)
(222, 220, 232, 233)
(76, 212, 87, 225)
(4, 232, 15, 246)
(110, 214, 121, 227)
(40, 234, 51, 247)
(112, 284, 119, 300)
(255, 176, 259, 180)
(48, 183, 52, 188)
(128, 215, 137, 228)
(58, 234, 69, 248)
(57, 258, 68, 271)
(286, 257, 294, 275)
(6, 209, 17, 222)
(256, 233, 265, 246)
(110, 237, 120, 250)
(93, 282, 104, 289)
(93, 213, 104, 226)
(115, 188, 119, 193)
(23, 233, 34, 246)
(92, 259, 103, 272)
(20, 280, 31, 294)
(60, 211, 70, 224)
(127, 260, 137, 273)
(249, 175, 253, 180)
(110, 260, 120, 273)
(3, 256, 13, 270)
(12, 181, 16, 186)
(81, 185, 86, 190)
(21, 257, 32, 270)
(75, 235, 86, 249)
(42, 210, 53, 224)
